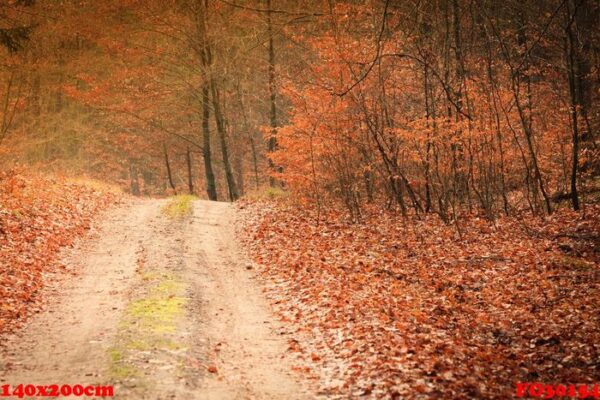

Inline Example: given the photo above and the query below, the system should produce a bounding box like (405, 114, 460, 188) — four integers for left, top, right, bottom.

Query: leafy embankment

(239, 202, 600, 399)
(0, 170, 119, 335)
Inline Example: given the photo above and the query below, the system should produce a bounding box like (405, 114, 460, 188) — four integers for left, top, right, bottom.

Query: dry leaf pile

(0, 170, 118, 335)
(239, 201, 600, 398)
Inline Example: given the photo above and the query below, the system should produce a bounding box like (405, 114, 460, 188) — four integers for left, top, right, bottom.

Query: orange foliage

(272, 1, 595, 219)
(0, 170, 119, 334)
(240, 201, 600, 398)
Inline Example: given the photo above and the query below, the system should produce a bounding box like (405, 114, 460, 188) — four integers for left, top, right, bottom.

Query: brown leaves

(238, 200, 600, 399)
(0, 169, 119, 336)
(207, 365, 218, 374)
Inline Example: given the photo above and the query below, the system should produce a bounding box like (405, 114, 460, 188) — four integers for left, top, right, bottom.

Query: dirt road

(0, 199, 310, 399)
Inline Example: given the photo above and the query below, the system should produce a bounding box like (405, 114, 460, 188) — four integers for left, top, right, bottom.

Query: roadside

(1, 198, 312, 399)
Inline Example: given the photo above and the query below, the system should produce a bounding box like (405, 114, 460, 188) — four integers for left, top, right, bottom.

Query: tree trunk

(565, 0, 585, 211)
(130, 162, 141, 196)
(186, 146, 194, 195)
(235, 149, 244, 197)
(210, 82, 239, 201)
(163, 143, 176, 194)
(423, 62, 432, 212)
(198, 0, 238, 201)
(236, 83, 260, 190)
(266, 0, 278, 186)
(202, 83, 218, 200)
(249, 135, 260, 190)
(514, 19, 553, 214)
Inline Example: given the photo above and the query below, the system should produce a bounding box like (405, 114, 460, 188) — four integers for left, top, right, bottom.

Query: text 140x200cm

(1, 384, 114, 398)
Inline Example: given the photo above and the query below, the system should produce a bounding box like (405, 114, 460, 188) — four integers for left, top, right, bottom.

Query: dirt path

(0, 199, 311, 399)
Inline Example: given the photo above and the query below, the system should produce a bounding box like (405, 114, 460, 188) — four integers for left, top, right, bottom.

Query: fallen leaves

(207, 365, 218, 374)
(0, 169, 119, 336)
(238, 200, 600, 399)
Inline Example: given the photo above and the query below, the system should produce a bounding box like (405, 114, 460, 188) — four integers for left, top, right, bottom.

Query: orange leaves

(207, 365, 218, 374)
(274, 0, 589, 221)
(239, 200, 600, 399)
(0, 169, 118, 336)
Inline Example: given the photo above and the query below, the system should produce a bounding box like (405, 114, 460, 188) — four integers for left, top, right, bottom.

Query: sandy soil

(0, 199, 311, 399)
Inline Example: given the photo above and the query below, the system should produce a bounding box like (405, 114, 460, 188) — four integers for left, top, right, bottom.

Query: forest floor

(238, 200, 600, 399)
(0, 198, 312, 399)
(2, 174, 598, 400)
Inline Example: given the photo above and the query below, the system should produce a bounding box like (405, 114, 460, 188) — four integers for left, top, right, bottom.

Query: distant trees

(0, 0, 597, 214)
(0, 1, 33, 52)
(0, 0, 33, 146)
(273, 0, 599, 220)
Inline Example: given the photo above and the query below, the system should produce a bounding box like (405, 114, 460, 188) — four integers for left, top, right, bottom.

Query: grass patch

(127, 337, 183, 352)
(128, 297, 187, 334)
(108, 273, 188, 383)
(107, 347, 138, 380)
(109, 348, 123, 363)
(162, 195, 196, 218)
(109, 364, 138, 380)
(122, 274, 187, 334)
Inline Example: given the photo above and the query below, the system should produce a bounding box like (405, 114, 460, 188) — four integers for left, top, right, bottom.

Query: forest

(0, 0, 599, 399)
(0, 0, 598, 214)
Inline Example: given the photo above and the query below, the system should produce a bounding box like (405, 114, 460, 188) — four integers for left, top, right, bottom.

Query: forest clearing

(1, 0, 599, 399)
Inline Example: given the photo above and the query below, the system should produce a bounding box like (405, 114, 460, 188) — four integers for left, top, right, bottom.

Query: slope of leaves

(0, 170, 119, 335)
(239, 201, 600, 399)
